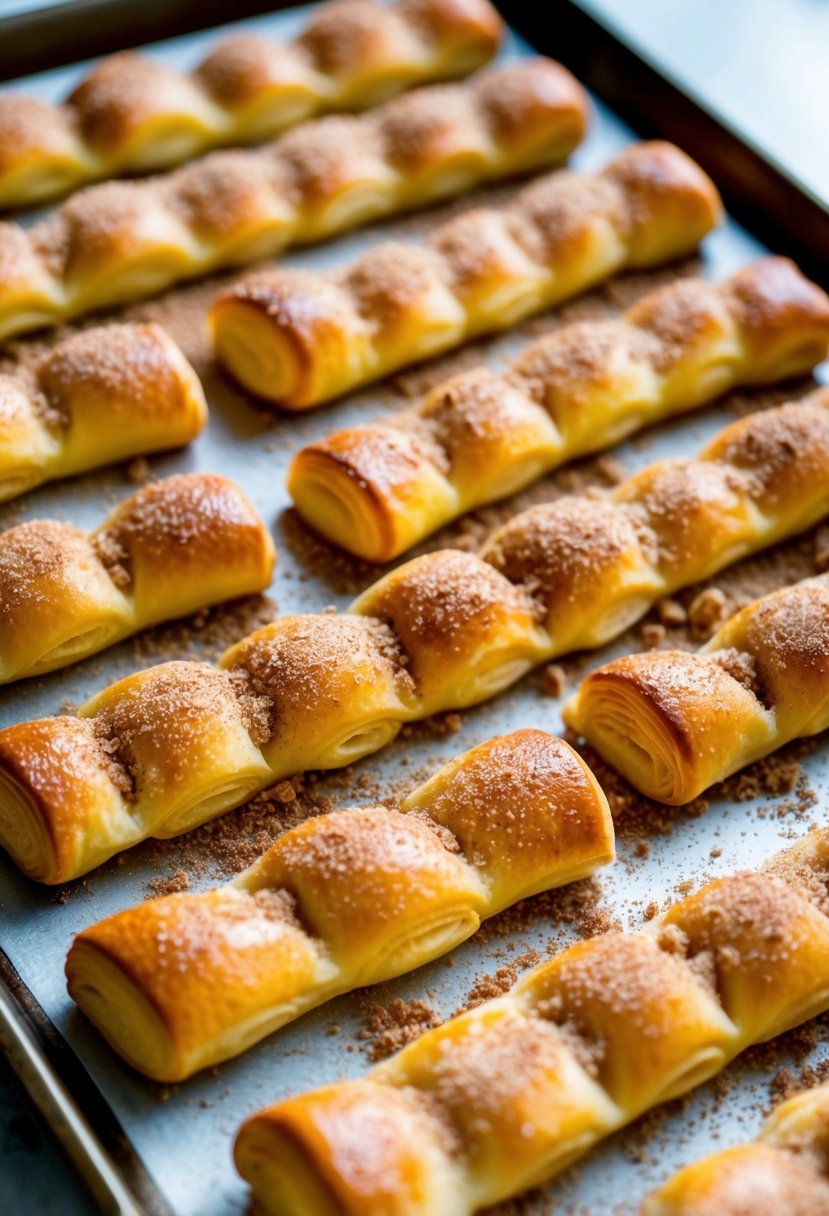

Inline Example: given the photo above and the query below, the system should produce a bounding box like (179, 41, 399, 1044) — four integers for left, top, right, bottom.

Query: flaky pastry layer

(564, 569, 829, 803)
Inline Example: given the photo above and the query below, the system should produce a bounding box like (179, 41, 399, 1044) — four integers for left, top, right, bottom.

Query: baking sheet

(1, 8, 829, 1215)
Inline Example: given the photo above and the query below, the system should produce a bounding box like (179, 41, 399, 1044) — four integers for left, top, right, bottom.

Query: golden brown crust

(564, 570, 829, 803)
(286, 257, 829, 561)
(0, 322, 207, 503)
(64, 730, 613, 1079)
(0, 0, 503, 209)
(234, 830, 829, 1216)
(643, 1083, 829, 1215)
(0, 59, 587, 338)
(213, 141, 721, 409)
(0, 471, 274, 685)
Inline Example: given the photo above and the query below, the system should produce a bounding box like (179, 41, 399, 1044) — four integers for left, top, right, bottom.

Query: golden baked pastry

(234, 828, 829, 1215)
(2, 395, 827, 882)
(287, 257, 829, 559)
(211, 140, 722, 408)
(0, 59, 589, 340)
(0, 472, 275, 684)
(65, 729, 614, 1081)
(0, 0, 503, 209)
(643, 1082, 829, 1215)
(0, 322, 207, 502)
(564, 567, 829, 804)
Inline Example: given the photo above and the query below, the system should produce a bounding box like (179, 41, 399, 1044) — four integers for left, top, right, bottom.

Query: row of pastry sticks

(4, 392, 829, 875)
(2, 14, 829, 1211)
(0, 0, 506, 208)
(57, 736, 829, 1212)
(6, 427, 829, 1200)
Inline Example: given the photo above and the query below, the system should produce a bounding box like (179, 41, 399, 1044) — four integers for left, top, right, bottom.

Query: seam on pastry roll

(64, 729, 615, 1081)
(563, 566, 829, 804)
(0, 471, 275, 685)
(0, 0, 503, 211)
(287, 256, 829, 559)
(3, 394, 829, 882)
(233, 828, 829, 1216)
(643, 1082, 829, 1215)
(0, 59, 589, 340)
(0, 322, 207, 503)
(210, 140, 723, 409)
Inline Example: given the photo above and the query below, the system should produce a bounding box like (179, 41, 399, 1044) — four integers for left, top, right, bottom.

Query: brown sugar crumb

(770, 1056, 829, 1106)
(657, 597, 688, 627)
(147, 868, 189, 897)
(542, 663, 568, 697)
(400, 710, 463, 740)
(145, 769, 333, 880)
(455, 948, 541, 1015)
(358, 998, 441, 1062)
(477, 877, 619, 947)
(126, 455, 150, 484)
(709, 646, 764, 700)
(133, 594, 277, 664)
(814, 524, 829, 572)
(268, 780, 297, 804)
(595, 454, 626, 485)
(92, 528, 131, 588)
(688, 586, 729, 639)
(640, 622, 665, 649)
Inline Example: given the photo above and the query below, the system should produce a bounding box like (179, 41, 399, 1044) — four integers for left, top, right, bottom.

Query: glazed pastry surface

(2, 394, 828, 881)
(643, 1082, 829, 1215)
(211, 140, 722, 407)
(0, 322, 207, 502)
(0, 0, 503, 209)
(66, 729, 614, 1081)
(287, 257, 829, 559)
(0, 58, 589, 339)
(234, 829, 829, 1215)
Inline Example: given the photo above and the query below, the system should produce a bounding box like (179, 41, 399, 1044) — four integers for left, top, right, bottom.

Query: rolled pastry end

(209, 272, 370, 409)
(287, 426, 456, 561)
(606, 141, 724, 268)
(66, 887, 323, 1081)
(235, 1082, 451, 1216)
(0, 717, 131, 884)
(563, 651, 772, 805)
(66, 938, 180, 1081)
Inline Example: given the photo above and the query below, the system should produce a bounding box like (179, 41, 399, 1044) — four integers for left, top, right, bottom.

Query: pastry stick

(564, 570, 829, 804)
(0, 59, 589, 340)
(288, 257, 829, 560)
(65, 729, 614, 1081)
(0, 472, 275, 684)
(643, 1082, 829, 1215)
(210, 140, 723, 408)
(2, 395, 829, 882)
(234, 829, 829, 1216)
(0, 0, 503, 210)
(0, 322, 207, 502)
